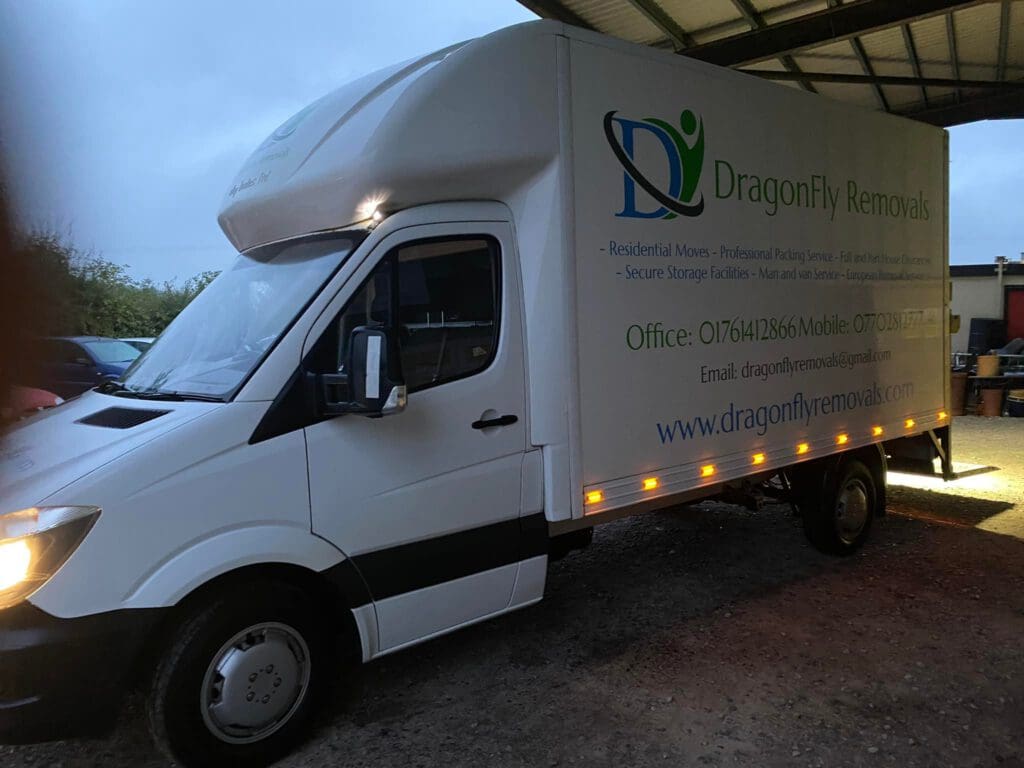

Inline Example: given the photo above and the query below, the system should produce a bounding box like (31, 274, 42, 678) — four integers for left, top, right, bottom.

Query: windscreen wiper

(96, 381, 223, 403)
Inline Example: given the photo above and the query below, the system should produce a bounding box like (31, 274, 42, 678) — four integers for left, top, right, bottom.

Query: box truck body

(0, 21, 949, 766)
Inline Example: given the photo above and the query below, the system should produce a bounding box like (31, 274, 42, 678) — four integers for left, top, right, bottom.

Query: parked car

(31, 336, 141, 398)
(120, 337, 155, 352)
(0, 385, 63, 424)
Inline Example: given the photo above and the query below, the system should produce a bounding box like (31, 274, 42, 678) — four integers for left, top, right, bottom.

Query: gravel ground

(5, 416, 1024, 767)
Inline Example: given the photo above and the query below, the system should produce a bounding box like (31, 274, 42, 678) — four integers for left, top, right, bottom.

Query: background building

(951, 256, 1024, 353)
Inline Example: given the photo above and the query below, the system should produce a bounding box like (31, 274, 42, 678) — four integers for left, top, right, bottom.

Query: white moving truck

(0, 20, 949, 767)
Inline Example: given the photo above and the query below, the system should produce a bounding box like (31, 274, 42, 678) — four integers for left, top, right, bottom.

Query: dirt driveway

(4, 416, 1023, 767)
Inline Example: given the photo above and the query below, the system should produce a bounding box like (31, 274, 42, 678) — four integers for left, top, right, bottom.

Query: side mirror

(315, 326, 406, 417)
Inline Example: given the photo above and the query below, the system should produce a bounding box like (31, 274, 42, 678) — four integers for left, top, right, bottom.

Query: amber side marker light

(796, 443, 810, 455)
(836, 433, 849, 445)
(905, 418, 916, 429)
(872, 426, 884, 437)
(642, 477, 659, 491)
(700, 465, 716, 478)
(585, 490, 603, 504)
(938, 411, 948, 421)
(752, 453, 766, 466)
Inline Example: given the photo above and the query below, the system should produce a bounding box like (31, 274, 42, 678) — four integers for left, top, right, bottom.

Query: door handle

(472, 414, 518, 430)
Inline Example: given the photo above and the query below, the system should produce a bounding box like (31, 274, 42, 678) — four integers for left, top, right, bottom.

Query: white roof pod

(218, 21, 565, 252)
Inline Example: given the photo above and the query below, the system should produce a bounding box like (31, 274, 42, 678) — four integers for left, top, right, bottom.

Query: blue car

(32, 336, 142, 398)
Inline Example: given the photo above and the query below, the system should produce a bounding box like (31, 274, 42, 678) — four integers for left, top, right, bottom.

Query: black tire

(800, 458, 876, 556)
(147, 581, 325, 768)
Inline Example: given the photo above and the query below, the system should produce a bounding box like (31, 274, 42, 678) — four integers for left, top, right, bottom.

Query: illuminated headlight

(0, 506, 100, 610)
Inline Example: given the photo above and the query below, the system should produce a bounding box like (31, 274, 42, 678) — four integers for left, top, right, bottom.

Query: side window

(60, 341, 85, 364)
(396, 238, 499, 391)
(310, 236, 499, 393)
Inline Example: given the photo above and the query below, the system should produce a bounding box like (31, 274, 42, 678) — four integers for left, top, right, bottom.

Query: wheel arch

(787, 444, 886, 515)
(130, 558, 373, 690)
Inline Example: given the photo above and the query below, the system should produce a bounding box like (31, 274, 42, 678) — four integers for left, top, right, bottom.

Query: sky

(0, 0, 1020, 282)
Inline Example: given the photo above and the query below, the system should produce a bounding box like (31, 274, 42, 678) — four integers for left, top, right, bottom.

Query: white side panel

(121, 526, 345, 609)
(30, 403, 319, 618)
(351, 603, 379, 662)
(510, 554, 548, 607)
(521, 449, 544, 517)
(542, 443, 571, 523)
(375, 564, 518, 651)
(569, 37, 947, 513)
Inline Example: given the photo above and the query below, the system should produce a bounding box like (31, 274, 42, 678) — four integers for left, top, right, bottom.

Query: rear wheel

(147, 582, 325, 768)
(798, 458, 877, 556)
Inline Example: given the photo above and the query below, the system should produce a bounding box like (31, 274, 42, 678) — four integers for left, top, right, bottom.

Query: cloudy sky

(1, 0, 1019, 282)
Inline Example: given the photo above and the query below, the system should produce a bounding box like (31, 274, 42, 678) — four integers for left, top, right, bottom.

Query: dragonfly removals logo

(603, 108, 705, 219)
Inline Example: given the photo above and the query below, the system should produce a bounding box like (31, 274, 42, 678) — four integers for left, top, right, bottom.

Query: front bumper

(0, 601, 162, 743)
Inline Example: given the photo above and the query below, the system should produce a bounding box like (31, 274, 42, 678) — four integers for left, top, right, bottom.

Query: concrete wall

(951, 274, 1024, 352)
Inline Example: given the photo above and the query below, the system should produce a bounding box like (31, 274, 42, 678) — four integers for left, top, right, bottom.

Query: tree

(13, 229, 220, 338)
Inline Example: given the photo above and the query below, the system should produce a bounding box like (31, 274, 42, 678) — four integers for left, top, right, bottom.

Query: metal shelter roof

(516, 0, 1024, 125)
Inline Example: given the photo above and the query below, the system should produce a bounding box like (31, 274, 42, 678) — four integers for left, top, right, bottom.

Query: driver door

(304, 221, 529, 653)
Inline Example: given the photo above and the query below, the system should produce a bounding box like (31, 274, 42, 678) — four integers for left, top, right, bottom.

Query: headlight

(0, 506, 100, 610)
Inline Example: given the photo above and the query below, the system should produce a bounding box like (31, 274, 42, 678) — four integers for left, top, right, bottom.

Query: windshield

(121, 233, 362, 399)
(84, 339, 141, 364)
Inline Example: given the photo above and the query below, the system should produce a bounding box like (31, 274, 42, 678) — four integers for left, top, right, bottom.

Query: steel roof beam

(743, 71, 1024, 90)
(850, 36, 890, 111)
(684, 0, 980, 66)
(726, 0, 818, 94)
(997, 0, 1010, 81)
(902, 24, 928, 105)
(946, 11, 961, 107)
(904, 87, 1024, 125)
(945, 13, 961, 79)
(827, 0, 888, 111)
(626, 0, 695, 48)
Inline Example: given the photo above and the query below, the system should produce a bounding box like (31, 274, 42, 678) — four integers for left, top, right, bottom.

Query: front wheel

(147, 582, 325, 768)
(799, 458, 877, 556)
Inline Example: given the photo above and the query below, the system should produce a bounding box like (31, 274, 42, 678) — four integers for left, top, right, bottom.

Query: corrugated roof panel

(791, 42, 863, 80)
(881, 84, 927, 110)
(953, 1, 1002, 78)
(909, 15, 953, 77)
(675, 0, 827, 44)
(958, 62, 995, 80)
(924, 86, 958, 103)
(808, 81, 879, 111)
(1007, 0, 1024, 72)
(754, 0, 811, 11)
(910, 15, 955, 80)
(517, 0, 1020, 123)
(858, 25, 914, 63)
(560, 0, 667, 45)
(660, 0, 740, 33)
(740, 58, 787, 71)
(751, 0, 829, 23)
